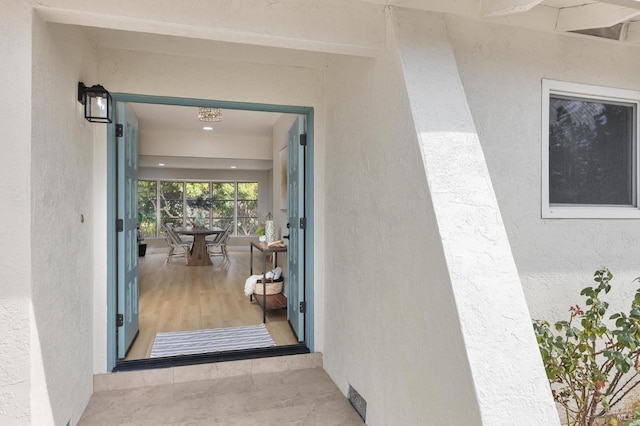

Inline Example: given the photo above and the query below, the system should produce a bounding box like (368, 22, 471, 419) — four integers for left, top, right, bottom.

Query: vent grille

(348, 384, 367, 422)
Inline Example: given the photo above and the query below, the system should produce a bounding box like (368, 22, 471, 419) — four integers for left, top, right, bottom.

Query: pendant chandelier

(198, 107, 223, 122)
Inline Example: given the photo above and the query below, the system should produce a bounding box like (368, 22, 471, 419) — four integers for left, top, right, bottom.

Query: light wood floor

(124, 248, 298, 361)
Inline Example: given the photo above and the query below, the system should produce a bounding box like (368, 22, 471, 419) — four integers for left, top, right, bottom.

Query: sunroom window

(542, 80, 640, 218)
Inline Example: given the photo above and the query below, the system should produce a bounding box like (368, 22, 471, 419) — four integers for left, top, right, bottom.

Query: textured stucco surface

(322, 10, 497, 425)
(0, 1, 32, 425)
(321, 8, 559, 425)
(392, 9, 559, 425)
(29, 19, 97, 426)
(33, 0, 386, 57)
(446, 15, 640, 324)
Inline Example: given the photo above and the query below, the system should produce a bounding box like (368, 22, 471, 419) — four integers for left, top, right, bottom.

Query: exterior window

(542, 80, 640, 218)
(139, 180, 261, 236)
(137, 180, 157, 237)
(237, 182, 259, 235)
(185, 182, 211, 227)
(211, 182, 235, 231)
(159, 182, 184, 228)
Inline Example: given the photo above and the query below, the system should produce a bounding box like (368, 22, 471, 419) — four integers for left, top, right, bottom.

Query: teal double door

(116, 102, 140, 359)
(109, 96, 313, 367)
(287, 116, 306, 342)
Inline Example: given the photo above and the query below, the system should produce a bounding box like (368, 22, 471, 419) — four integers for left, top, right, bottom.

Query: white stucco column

(391, 8, 560, 425)
(0, 1, 32, 425)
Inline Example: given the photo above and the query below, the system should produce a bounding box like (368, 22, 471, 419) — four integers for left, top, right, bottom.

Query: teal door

(287, 116, 305, 342)
(116, 102, 140, 358)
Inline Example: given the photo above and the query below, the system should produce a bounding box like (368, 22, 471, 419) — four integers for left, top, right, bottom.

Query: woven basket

(254, 277, 283, 295)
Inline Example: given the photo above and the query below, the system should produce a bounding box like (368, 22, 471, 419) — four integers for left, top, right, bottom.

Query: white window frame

(542, 79, 640, 219)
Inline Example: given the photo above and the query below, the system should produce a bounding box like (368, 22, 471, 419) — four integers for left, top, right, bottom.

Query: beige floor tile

(79, 368, 363, 426)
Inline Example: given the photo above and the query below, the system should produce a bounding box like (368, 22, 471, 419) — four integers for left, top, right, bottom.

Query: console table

(250, 241, 287, 323)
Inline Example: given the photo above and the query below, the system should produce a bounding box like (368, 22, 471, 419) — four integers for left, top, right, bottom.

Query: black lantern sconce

(77, 82, 112, 123)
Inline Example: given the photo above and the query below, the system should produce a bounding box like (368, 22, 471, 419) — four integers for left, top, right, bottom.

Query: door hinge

(116, 219, 124, 232)
(299, 217, 306, 230)
(116, 124, 124, 137)
(299, 133, 307, 146)
(116, 314, 124, 327)
(299, 301, 306, 314)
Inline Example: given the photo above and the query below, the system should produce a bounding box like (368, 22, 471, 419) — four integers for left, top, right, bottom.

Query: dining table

(175, 226, 223, 266)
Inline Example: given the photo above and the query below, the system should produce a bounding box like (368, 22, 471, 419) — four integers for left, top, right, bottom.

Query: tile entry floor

(78, 367, 365, 425)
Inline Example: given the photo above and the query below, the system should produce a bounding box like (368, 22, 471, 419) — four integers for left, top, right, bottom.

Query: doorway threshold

(113, 343, 309, 372)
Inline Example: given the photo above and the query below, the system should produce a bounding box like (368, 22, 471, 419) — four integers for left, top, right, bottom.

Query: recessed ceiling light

(202, 126, 213, 131)
(158, 163, 165, 167)
(230, 166, 237, 169)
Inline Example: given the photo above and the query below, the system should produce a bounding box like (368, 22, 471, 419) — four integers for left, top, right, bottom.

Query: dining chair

(163, 224, 191, 264)
(206, 223, 232, 260)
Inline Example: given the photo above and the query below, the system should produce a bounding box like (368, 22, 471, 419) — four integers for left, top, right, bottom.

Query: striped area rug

(150, 324, 275, 358)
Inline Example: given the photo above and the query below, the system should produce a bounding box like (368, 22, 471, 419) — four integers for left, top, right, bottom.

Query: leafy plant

(256, 226, 265, 236)
(533, 269, 640, 426)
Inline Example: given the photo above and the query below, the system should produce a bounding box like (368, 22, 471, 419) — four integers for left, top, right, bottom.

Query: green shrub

(533, 269, 640, 426)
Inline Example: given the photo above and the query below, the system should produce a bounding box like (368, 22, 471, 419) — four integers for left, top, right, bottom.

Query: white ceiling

(129, 103, 284, 171)
(128, 103, 282, 137)
(129, 103, 283, 171)
(82, 26, 337, 70)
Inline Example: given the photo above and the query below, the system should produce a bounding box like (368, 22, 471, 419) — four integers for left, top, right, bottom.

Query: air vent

(348, 384, 367, 422)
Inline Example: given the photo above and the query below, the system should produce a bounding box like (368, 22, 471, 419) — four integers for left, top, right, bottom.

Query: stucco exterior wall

(322, 9, 560, 425)
(323, 12, 488, 425)
(446, 16, 640, 323)
(92, 47, 326, 372)
(29, 20, 97, 426)
(0, 3, 33, 425)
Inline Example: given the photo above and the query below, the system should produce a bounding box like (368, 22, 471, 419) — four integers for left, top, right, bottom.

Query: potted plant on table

(256, 225, 266, 242)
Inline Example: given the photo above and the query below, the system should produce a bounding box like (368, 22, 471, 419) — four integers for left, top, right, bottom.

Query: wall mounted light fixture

(77, 82, 112, 123)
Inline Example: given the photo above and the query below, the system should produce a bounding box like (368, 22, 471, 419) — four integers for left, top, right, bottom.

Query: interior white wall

(272, 114, 298, 240)
(29, 20, 97, 426)
(92, 47, 325, 373)
(446, 16, 640, 326)
(139, 131, 273, 161)
(0, 2, 33, 425)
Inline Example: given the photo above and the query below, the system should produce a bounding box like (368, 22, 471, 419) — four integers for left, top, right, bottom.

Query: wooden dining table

(175, 227, 223, 266)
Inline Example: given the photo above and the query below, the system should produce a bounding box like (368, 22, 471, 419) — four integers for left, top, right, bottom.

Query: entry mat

(150, 324, 276, 358)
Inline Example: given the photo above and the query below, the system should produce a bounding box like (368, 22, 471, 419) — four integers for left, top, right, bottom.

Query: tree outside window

(138, 180, 157, 237)
(159, 182, 184, 229)
(212, 182, 235, 231)
(186, 182, 212, 227)
(237, 182, 259, 235)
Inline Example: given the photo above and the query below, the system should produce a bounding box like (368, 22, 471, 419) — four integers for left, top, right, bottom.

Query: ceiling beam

(556, 3, 640, 32)
(597, 0, 640, 10)
(479, 0, 543, 17)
